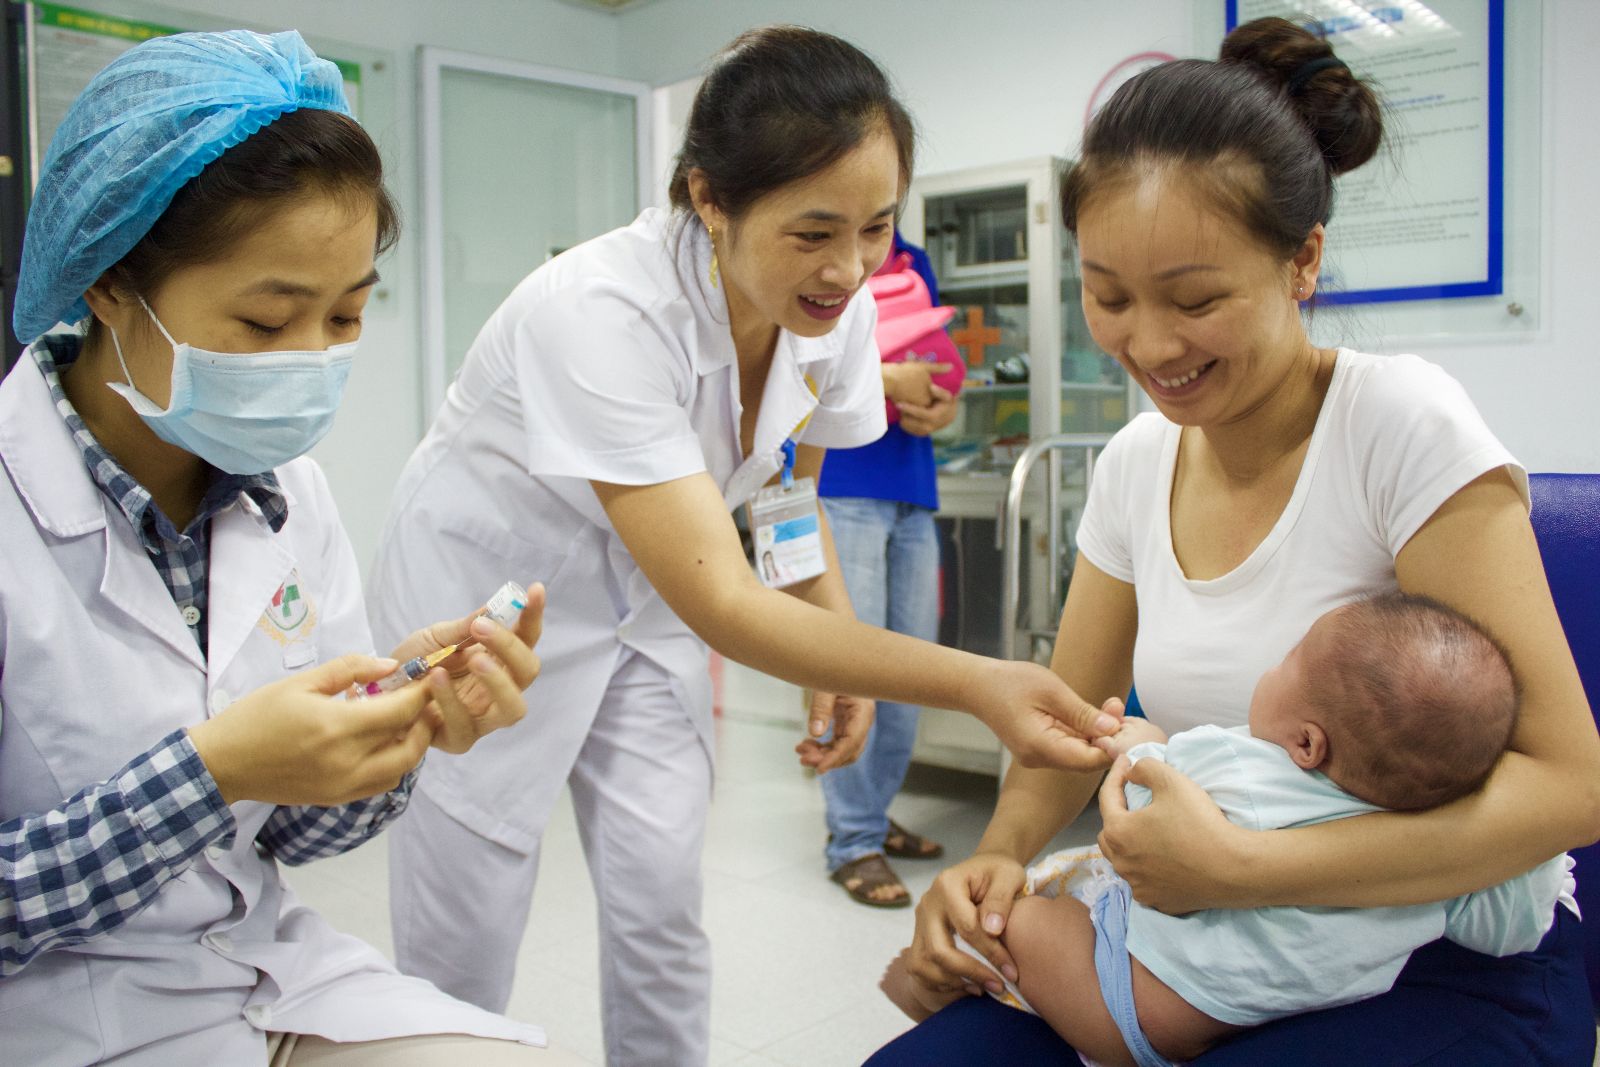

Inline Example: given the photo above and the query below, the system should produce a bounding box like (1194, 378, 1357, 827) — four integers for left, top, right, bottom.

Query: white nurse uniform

(367, 208, 886, 1065)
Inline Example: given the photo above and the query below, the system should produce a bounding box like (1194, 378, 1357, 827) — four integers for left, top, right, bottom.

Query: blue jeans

(819, 497, 939, 873)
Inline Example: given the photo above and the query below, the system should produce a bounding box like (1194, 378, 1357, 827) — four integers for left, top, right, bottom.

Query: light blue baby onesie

(1122, 724, 1571, 1028)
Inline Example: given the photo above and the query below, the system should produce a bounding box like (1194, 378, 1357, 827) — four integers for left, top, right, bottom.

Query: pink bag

(870, 253, 963, 423)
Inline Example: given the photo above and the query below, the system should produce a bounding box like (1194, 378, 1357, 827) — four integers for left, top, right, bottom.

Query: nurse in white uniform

(369, 27, 1122, 1066)
(0, 31, 581, 1066)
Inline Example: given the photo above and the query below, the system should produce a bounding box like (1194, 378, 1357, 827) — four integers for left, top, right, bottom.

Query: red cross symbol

(950, 306, 1002, 367)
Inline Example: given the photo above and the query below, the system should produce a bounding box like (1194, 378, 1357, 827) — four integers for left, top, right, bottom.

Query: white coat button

(203, 932, 233, 953)
(209, 690, 230, 714)
(180, 605, 201, 626)
(204, 844, 226, 861)
(245, 1004, 272, 1029)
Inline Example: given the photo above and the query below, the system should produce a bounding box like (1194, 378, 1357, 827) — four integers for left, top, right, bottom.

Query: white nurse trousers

(389, 650, 714, 1066)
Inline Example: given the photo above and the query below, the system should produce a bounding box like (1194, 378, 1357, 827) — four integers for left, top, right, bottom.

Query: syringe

(351, 644, 458, 699)
(344, 582, 529, 701)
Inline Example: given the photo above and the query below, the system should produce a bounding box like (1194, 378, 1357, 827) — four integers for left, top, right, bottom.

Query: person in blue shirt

(818, 233, 959, 906)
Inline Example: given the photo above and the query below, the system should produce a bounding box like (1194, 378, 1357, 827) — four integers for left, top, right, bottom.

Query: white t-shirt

(1123, 725, 1571, 1026)
(1075, 348, 1529, 736)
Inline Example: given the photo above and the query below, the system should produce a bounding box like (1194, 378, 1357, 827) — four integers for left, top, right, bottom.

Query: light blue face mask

(105, 298, 358, 475)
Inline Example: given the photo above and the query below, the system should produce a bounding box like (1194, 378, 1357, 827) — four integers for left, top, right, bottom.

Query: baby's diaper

(1026, 844, 1124, 905)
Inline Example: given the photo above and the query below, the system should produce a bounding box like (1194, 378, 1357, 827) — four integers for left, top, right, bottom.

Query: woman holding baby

(872, 16, 1599, 1066)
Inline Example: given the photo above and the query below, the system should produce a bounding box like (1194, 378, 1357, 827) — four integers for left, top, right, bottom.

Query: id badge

(749, 476, 827, 589)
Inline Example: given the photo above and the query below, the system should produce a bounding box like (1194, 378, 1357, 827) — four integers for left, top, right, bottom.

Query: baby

(882, 592, 1570, 1067)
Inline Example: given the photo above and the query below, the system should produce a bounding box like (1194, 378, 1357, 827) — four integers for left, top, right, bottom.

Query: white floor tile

(758, 999, 917, 1067)
(727, 1054, 791, 1067)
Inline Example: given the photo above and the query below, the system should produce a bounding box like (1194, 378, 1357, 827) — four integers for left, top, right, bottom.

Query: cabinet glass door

(924, 184, 1034, 474)
(1060, 243, 1131, 434)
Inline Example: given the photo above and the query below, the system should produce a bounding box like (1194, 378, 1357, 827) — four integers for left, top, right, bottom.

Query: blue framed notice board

(1227, 1, 1505, 307)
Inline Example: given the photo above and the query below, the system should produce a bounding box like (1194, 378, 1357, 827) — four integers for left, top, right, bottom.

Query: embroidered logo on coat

(257, 570, 318, 645)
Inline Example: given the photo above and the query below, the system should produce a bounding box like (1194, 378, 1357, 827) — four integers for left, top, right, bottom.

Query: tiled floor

(285, 662, 1101, 1065)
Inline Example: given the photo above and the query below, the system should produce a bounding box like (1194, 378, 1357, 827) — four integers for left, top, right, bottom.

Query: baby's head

(1248, 593, 1518, 811)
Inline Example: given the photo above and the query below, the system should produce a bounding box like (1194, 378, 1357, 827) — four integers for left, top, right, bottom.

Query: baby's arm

(1093, 715, 1169, 760)
(1008, 895, 1244, 1063)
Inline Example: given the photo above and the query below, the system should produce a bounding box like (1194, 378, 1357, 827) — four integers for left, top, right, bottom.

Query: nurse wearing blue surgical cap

(0, 29, 578, 1066)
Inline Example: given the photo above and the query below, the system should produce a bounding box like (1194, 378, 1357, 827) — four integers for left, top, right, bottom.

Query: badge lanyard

(749, 432, 827, 589)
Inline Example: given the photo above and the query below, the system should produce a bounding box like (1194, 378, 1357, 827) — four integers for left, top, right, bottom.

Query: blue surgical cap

(14, 29, 351, 344)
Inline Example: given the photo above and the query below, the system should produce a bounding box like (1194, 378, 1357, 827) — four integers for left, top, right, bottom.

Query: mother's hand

(390, 581, 546, 754)
(1097, 754, 1256, 914)
(906, 852, 1026, 998)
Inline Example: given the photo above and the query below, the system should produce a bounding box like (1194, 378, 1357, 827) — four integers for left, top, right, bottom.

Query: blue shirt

(818, 424, 939, 510)
(818, 236, 942, 510)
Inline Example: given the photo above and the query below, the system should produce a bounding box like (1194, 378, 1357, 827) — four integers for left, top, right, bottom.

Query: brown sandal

(830, 852, 911, 908)
(884, 819, 944, 860)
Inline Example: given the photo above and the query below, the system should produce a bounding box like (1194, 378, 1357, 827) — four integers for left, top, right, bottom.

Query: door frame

(417, 47, 652, 417)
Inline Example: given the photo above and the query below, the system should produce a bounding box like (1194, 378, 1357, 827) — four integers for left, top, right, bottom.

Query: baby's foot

(880, 948, 958, 1022)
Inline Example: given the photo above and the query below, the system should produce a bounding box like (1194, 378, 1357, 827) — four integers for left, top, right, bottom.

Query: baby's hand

(1092, 707, 1168, 759)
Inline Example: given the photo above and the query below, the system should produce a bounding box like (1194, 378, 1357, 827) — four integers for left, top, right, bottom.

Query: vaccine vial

(479, 580, 528, 629)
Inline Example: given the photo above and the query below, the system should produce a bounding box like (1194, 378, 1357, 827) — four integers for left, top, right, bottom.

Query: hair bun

(1220, 16, 1383, 176)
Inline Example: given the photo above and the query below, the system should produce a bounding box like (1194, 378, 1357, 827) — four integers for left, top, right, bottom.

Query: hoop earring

(707, 222, 720, 289)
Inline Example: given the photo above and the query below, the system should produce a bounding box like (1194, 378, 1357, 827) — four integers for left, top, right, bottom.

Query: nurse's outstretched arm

(592, 472, 1122, 771)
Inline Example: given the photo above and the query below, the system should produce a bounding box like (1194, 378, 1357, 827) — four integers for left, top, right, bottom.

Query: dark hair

(667, 26, 915, 220)
(1060, 16, 1382, 258)
(1307, 592, 1519, 811)
(93, 108, 398, 324)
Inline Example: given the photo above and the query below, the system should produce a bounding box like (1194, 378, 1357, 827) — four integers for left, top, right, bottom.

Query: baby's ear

(1291, 722, 1329, 771)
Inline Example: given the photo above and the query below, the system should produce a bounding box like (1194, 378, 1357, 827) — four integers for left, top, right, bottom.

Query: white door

(420, 49, 650, 415)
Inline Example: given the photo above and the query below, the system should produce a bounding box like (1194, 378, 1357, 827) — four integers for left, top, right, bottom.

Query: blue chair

(1528, 472, 1600, 1010)
(867, 473, 1600, 1064)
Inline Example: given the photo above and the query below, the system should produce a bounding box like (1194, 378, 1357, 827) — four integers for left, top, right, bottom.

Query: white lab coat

(366, 208, 886, 1061)
(0, 350, 544, 1065)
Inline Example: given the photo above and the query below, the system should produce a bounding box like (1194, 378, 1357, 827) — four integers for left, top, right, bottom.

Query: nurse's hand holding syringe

(187, 657, 436, 806)
(382, 580, 546, 754)
(186, 580, 546, 805)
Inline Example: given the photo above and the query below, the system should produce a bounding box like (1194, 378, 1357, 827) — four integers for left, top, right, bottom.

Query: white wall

(621, 0, 1195, 178)
(1415, 0, 1599, 474)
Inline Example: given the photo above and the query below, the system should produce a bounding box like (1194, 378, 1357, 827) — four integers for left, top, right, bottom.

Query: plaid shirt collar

(32, 335, 287, 547)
